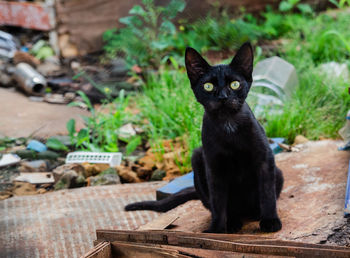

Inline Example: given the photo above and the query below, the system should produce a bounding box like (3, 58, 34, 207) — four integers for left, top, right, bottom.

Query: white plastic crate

(65, 152, 122, 167)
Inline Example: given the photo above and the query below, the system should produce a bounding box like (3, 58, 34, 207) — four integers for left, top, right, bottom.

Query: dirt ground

(0, 88, 89, 139)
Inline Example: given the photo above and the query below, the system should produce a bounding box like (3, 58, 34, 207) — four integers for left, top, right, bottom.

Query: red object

(0, 1, 52, 31)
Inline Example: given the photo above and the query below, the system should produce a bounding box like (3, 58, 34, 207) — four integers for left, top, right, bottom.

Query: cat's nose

(218, 91, 228, 101)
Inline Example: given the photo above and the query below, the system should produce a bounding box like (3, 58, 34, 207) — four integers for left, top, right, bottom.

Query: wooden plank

(96, 229, 350, 257)
(110, 241, 286, 258)
(82, 241, 111, 258)
(138, 214, 179, 230)
(110, 241, 188, 258)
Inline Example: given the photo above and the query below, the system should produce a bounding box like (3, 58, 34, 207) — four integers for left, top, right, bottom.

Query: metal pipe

(13, 62, 46, 95)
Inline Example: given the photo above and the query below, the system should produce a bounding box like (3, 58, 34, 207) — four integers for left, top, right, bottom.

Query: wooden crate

(83, 229, 350, 257)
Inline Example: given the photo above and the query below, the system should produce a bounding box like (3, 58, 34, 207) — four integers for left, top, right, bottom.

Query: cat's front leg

(203, 169, 229, 233)
(259, 163, 282, 232)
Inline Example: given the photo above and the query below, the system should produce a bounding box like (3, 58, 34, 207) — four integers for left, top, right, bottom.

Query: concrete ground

(0, 181, 165, 258)
(0, 88, 89, 138)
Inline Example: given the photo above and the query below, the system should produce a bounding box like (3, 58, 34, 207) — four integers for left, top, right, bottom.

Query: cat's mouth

(208, 99, 242, 112)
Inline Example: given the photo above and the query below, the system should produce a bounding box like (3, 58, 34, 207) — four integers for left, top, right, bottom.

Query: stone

(54, 170, 78, 190)
(81, 163, 110, 178)
(19, 160, 47, 172)
(12, 182, 37, 196)
(52, 163, 85, 182)
(117, 165, 141, 183)
(118, 123, 136, 139)
(89, 168, 120, 186)
(151, 169, 166, 181)
(293, 135, 309, 145)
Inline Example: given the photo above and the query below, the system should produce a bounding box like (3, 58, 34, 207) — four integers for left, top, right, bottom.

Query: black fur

(125, 42, 284, 233)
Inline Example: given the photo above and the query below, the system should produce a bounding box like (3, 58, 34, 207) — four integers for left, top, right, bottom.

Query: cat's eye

(230, 81, 240, 90)
(203, 82, 214, 92)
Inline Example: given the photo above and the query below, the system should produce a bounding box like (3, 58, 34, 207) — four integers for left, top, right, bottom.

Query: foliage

(103, 0, 186, 68)
(279, 0, 313, 15)
(136, 65, 203, 170)
(66, 90, 141, 154)
(329, 0, 350, 8)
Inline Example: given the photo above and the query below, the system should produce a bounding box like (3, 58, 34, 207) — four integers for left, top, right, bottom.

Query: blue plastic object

(156, 137, 285, 200)
(27, 140, 47, 153)
(344, 160, 350, 217)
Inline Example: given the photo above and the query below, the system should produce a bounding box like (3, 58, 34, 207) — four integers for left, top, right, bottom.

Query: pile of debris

(0, 134, 190, 200)
(0, 29, 138, 105)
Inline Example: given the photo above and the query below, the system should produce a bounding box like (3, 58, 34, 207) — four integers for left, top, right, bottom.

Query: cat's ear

(230, 42, 254, 81)
(185, 47, 210, 84)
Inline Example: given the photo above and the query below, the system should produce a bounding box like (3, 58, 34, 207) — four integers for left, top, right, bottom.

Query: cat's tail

(125, 186, 198, 212)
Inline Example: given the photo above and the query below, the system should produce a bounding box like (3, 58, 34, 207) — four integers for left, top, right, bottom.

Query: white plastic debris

(0, 154, 21, 167)
(65, 152, 122, 167)
(252, 56, 299, 98)
(319, 62, 349, 80)
(14, 172, 54, 184)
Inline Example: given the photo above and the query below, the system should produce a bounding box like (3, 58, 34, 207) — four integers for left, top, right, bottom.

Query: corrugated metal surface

(0, 181, 165, 258)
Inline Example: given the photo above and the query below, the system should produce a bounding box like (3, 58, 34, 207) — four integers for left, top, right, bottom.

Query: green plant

(103, 0, 186, 68)
(329, 0, 350, 8)
(67, 90, 141, 154)
(136, 65, 203, 171)
(279, 0, 313, 15)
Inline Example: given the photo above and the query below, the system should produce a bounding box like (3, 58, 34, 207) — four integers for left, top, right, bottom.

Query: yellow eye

(230, 81, 240, 90)
(203, 82, 214, 92)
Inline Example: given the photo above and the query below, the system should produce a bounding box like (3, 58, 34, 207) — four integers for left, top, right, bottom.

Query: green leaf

(129, 5, 146, 16)
(160, 20, 176, 35)
(119, 16, 142, 27)
(77, 128, 89, 146)
(46, 138, 69, 151)
(67, 119, 76, 137)
(297, 4, 313, 14)
(279, 1, 293, 12)
(125, 136, 142, 155)
(77, 90, 93, 111)
(164, 0, 186, 18)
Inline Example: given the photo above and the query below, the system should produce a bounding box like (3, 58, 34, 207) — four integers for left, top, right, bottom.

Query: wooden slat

(139, 214, 179, 230)
(96, 229, 350, 257)
(82, 241, 111, 258)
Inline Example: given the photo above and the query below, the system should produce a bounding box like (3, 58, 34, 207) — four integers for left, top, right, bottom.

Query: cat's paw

(259, 218, 282, 232)
(227, 220, 242, 233)
(203, 226, 225, 234)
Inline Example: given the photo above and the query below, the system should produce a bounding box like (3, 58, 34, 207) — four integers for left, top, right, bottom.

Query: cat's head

(185, 42, 253, 114)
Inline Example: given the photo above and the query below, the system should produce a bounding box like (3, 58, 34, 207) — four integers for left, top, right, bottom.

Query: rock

(135, 167, 153, 180)
(293, 135, 309, 145)
(54, 170, 78, 190)
(0, 71, 13, 88)
(151, 169, 166, 181)
(15, 149, 37, 159)
(37, 60, 61, 77)
(52, 163, 85, 182)
(58, 34, 79, 58)
(118, 123, 137, 139)
(19, 160, 47, 172)
(110, 58, 128, 78)
(89, 168, 120, 186)
(27, 140, 47, 152)
(37, 151, 59, 160)
(12, 182, 37, 196)
(117, 165, 141, 183)
(44, 94, 68, 104)
(81, 163, 110, 178)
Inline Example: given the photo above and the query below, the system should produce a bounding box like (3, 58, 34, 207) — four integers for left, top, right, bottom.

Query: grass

(136, 67, 203, 171)
(72, 7, 350, 173)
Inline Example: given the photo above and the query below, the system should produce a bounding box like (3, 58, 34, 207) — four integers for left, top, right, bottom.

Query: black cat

(125, 42, 284, 233)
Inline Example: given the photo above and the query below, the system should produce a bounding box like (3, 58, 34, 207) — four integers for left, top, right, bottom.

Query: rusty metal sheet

(139, 140, 350, 246)
(0, 1, 52, 31)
